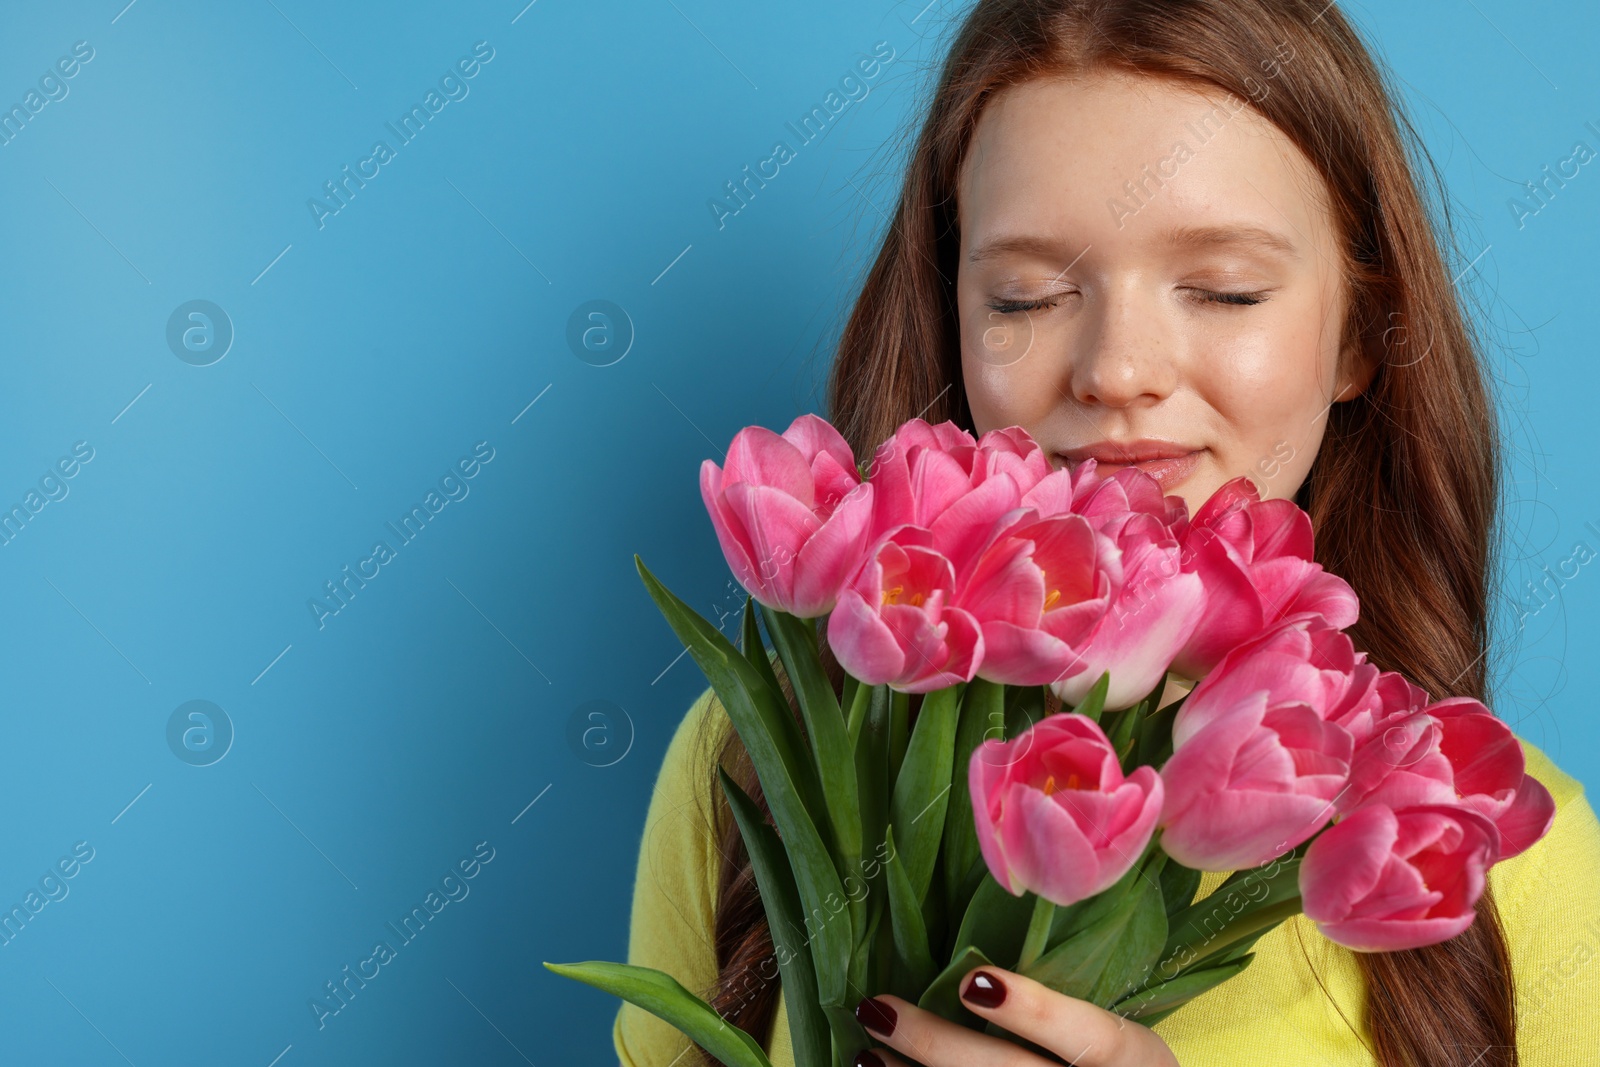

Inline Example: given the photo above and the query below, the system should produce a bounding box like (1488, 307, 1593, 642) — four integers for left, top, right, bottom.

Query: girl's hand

(853, 967, 1179, 1067)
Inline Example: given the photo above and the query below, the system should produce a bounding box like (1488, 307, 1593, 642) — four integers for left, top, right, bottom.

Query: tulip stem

(888, 689, 911, 783)
(1016, 893, 1057, 972)
(845, 678, 874, 747)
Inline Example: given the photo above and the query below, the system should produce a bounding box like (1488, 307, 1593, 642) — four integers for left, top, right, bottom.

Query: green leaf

(1069, 671, 1111, 723)
(888, 685, 961, 905)
(717, 767, 832, 1067)
(943, 678, 1004, 922)
(1105, 671, 1171, 770)
(1021, 866, 1166, 1007)
(1169, 896, 1301, 979)
(1004, 683, 1047, 736)
(1135, 691, 1185, 767)
(848, 684, 893, 1002)
(950, 872, 1035, 967)
(739, 598, 785, 705)
(760, 605, 863, 880)
(1185, 926, 1271, 973)
(542, 961, 772, 1067)
(1086, 873, 1167, 1007)
(1160, 851, 1304, 980)
(820, 1003, 871, 1062)
(1046, 854, 1144, 944)
(1158, 856, 1204, 920)
(855, 684, 893, 903)
(849, 888, 887, 1012)
(636, 557, 852, 1005)
(920, 850, 949, 971)
(916, 945, 996, 1027)
(638, 557, 825, 825)
(882, 825, 936, 998)
(1110, 955, 1254, 1023)
(865, 890, 894, 1001)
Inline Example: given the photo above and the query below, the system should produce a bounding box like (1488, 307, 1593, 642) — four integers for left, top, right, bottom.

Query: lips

(1056, 440, 1204, 491)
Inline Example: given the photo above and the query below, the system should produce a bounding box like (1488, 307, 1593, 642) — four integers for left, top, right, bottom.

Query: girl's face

(956, 70, 1373, 518)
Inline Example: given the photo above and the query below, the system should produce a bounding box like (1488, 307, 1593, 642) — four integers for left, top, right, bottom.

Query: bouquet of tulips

(546, 415, 1555, 1067)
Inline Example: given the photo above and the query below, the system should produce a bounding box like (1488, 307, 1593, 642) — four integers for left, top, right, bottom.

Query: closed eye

(1188, 288, 1271, 306)
(986, 297, 1062, 314)
(989, 289, 1271, 312)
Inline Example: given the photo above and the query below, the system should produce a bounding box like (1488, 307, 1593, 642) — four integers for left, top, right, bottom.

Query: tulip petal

(1492, 773, 1556, 860)
(1054, 571, 1203, 709)
(826, 589, 906, 685)
(723, 425, 816, 506)
(999, 781, 1105, 906)
(790, 481, 874, 616)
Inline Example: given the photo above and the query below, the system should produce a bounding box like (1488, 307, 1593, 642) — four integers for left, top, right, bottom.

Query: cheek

(960, 308, 1062, 434)
(1196, 314, 1335, 493)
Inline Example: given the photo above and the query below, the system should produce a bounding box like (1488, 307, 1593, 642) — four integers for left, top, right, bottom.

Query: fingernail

(853, 1052, 885, 1067)
(961, 969, 1007, 1009)
(855, 995, 897, 1037)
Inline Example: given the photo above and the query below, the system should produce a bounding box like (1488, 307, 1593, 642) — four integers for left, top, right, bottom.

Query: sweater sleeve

(1493, 736, 1600, 1063)
(614, 685, 727, 1067)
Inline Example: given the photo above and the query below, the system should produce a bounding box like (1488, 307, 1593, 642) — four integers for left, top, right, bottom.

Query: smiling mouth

(1056, 449, 1204, 491)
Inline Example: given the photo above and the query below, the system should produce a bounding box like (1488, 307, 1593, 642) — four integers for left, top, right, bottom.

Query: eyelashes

(1198, 289, 1269, 306)
(984, 289, 1272, 314)
(986, 297, 1060, 314)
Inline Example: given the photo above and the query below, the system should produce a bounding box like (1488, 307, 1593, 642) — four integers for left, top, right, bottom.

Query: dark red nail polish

(961, 969, 1007, 1009)
(855, 995, 897, 1037)
(854, 1052, 886, 1067)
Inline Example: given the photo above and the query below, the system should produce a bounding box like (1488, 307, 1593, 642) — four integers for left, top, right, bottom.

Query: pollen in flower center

(881, 584, 925, 608)
(1040, 568, 1061, 612)
(1042, 772, 1082, 796)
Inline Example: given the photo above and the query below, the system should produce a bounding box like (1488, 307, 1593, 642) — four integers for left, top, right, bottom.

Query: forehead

(956, 71, 1338, 259)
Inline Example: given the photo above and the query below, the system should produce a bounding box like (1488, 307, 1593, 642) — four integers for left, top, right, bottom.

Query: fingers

(951, 967, 1177, 1067)
(852, 989, 1060, 1067)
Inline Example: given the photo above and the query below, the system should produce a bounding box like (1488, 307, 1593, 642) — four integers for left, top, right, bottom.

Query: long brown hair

(690, 1, 1518, 1063)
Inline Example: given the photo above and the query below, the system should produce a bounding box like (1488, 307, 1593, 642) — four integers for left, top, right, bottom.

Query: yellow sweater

(615, 686, 1600, 1066)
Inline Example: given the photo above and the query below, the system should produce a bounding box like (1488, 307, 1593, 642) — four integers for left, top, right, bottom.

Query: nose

(1066, 283, 1177, 409)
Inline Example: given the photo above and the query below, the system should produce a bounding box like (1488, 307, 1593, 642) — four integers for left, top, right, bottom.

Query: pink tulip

(1427, 698, 1556, 857)
(864, 420, 1058, 580)
(1046, 508, 1203, 711)
(1170, 614, 1377, 749)
(862, 419, 981, 538)
(953, 510, 1118, 687)
(970, 713, 1164, 906)
(998, 459, 1203, 708)
(826, 528, 983, 693)
(1159, 692, 1354, 870)
(1337, 697, 1556, 860)
(975, 425, 1057, 499)
(1488, 774, 1558, 861)
(1159, 615, 1370, 870)
(1016, 455, 1188, 529)
(1329, 669, 1431, 749)
(700, 413, 874, 618)
(1072, 457, 1190, 529)
(1168, 476, 1360, 681)
(1300, 802, 1500, 951)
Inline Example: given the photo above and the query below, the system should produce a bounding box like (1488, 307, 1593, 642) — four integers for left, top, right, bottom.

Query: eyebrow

(966, 225, 1301, 265)
(1161, 224, 1300, 259)
(967, 234, 1070, 265)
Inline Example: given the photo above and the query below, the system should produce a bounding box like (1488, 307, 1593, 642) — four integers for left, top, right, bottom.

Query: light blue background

(0, 1, 1592, 1063)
